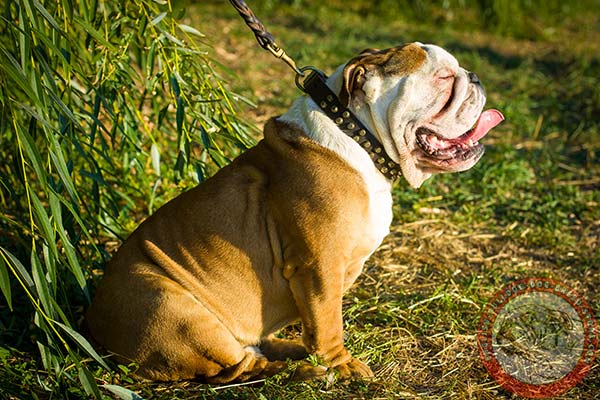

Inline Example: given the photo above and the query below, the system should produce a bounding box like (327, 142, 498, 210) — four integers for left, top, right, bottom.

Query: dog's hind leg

(139, 278, 285, 383)
(260, 335, 308, 361)
(204, 346, 289, 384)
(88, 268, 284, 383)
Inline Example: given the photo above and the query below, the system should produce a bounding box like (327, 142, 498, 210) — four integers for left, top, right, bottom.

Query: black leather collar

(300, 69, 401, 181)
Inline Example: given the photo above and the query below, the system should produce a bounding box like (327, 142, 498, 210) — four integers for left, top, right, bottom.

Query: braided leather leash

(228, 0, 401, 180)
(228, 0, 302, 75)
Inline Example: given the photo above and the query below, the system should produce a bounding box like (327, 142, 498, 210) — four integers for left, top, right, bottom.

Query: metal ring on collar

(295, 66, 326, 92)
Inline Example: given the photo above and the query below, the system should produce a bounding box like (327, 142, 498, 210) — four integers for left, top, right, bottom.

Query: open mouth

(416, 109, 504, 165)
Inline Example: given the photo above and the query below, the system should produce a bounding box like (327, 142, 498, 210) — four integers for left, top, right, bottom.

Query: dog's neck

(279, 72, 392, 194)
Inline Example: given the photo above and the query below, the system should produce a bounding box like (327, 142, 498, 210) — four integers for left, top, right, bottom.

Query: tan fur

(87, 119, 376, 382)
(87, 43, 495, 383)
(340, 43, 427, 105)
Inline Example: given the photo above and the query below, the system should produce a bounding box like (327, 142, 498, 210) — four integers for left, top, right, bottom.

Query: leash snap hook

(265, 42, 304, 77)
(229, 0, 307, 79)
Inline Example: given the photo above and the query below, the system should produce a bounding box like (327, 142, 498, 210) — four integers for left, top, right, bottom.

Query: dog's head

(330, 43, 503, 188)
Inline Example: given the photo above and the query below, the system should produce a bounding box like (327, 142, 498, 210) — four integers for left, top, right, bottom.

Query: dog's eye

(436, 74, 455, 82)
(435, 68, 455, 81)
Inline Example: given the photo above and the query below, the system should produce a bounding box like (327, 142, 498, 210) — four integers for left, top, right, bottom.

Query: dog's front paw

(290, 358, 372, 382)
(333, 358, 374, 380)
(290, 361, 328, 381)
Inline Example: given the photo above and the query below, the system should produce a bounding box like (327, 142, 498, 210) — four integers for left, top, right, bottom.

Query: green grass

(1, 0, 599, 398)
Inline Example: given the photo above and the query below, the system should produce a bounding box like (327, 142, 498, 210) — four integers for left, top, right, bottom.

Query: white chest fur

(279, 97, 393, 258)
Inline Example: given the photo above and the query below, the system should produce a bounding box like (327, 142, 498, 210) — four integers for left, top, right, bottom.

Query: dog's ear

(359, 48, 380, 55)
(339, 61, 367, 107)
(339, 49, 381, 107)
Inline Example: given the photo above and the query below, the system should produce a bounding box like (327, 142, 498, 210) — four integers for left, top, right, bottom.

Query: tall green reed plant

(0, 0, 255, 397)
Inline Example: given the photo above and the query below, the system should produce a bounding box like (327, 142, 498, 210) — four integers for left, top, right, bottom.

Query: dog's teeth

(428, 134, 452, 150)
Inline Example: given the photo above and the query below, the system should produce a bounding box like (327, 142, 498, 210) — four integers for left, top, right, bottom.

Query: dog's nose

(468, 72, 480, 84)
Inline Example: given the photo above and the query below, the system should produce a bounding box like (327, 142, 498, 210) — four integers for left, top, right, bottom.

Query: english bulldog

(86, 43, 503, 383)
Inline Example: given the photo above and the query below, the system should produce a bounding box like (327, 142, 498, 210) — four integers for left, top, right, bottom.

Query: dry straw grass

(349, 218, 599, 399)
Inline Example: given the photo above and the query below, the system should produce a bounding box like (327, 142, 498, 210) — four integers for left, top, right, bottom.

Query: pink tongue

(468, 109, 504, 142)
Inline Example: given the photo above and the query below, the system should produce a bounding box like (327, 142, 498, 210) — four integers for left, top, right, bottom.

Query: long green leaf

(178, 23, 205, 37)
(54, 321, 110, 370)
(47, 131, 79, 202)
(77, 362, 103, 398)
(30, 192, 56, 254)
(0, 255, 12, 311)
(72, 16, 116, 50)
(50, 190, 102, 257)
(42, 243, 57, 296)
(151, 143, 161, 176)
(31, 250, 53, 317)
(102, 385, 145, 400)
(34, 312, 60, 371)
(176, 96, 184, 139)
(45, 88, 79, 126)
(159, 30, 184, 46)
(55, 227, 88, 301)
(20, 0, 43, 29)
(50, 296, 73, 326)
(15, 100, 55, 132)
(61, 241, 84, 289)
(0, 247, 34, 291)
(37, 338, 56, 371)
(150, 12, 167, 26)
(32, 0, 62, 32)
(0, 48, 41, 107)
(15, 116, 48, 187)
(145, 41, 157, 78)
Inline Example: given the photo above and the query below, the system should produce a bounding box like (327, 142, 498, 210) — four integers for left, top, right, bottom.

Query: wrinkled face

(331, 42, 503, 188)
